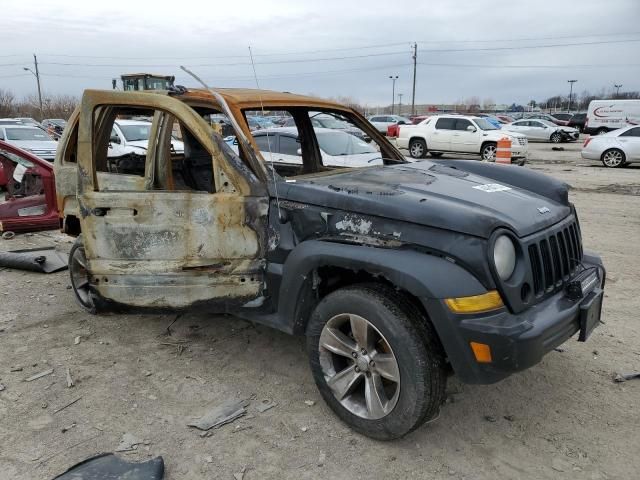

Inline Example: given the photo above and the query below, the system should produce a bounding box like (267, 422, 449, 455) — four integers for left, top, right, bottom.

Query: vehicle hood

(279, 161, 570, 239)
(8, 140, 58, 156)
(491, 130, 526, 140)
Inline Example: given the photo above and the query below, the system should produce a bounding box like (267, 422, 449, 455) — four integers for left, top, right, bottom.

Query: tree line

(0, 89, 78, 121)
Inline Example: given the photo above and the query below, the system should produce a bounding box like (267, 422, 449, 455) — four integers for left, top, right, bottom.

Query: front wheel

(550, 132, 563, 143)
(601, 148, 626, 168)
(409, 138, 427, 159)
(480, 142, 497, 161)
(306, 284, 446, 440)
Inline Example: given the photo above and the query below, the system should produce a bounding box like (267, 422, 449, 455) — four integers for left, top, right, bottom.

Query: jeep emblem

(538, 206, 551, 214)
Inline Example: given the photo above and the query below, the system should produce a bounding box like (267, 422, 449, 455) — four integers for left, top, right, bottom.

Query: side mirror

(467, 125, 477, 132)
(110, 135, 121, 144)
(296, 148, 302, 156)
(397, 121, 406, 125)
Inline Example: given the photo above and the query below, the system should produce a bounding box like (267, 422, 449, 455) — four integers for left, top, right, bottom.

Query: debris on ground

(52, 453, 164, 480)
(53, 396, 82, 414)
(484, 415, 497, 422)
(318, 452, 326, 467)
(304, 400, 315, 406)
(504, 415, 515, 422)
(0, 383, 5, 391)
(233, 466, 246, 480)
(255, 399, 277, 413)
(25, 368, 54, 382)
(66, 368, 74, 388)
(1, 231, 15, 240)
(10, 366, 23, 372)
(115, 433, 143, 452)
(613, 371, 640, 383)
(74, 336, 81, 345)
(0, 247, 67, 273)
(188, 399, 249, 431)
(61, 423, 76, 433)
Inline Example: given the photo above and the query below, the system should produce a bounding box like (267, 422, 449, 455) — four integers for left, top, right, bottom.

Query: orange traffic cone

(495, 137, 512, 164)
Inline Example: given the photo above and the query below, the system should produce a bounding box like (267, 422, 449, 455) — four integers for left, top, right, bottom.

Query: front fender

(277, 240, 487, 334)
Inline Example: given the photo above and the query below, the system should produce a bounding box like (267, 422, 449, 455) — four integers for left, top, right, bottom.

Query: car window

(620, 127, 640, 137)
(455, 119, 473, 131)
(474, 118, 498, 131)
(279, 135, 300, 156)
(254, 133, 276, 152)
(530, 121, 543, 128)
(5, 128, 51, 141)
(435, 118, 456, 130)
(317, 130, 377, 156)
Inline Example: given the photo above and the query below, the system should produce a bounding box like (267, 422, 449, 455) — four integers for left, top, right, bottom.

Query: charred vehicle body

(54, 88, 605, 440)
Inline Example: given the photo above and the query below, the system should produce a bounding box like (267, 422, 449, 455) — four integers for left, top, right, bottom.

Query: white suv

(396, 115, 528, 162)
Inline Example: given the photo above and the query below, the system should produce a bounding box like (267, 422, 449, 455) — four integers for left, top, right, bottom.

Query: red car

(0, 140, 59, 233)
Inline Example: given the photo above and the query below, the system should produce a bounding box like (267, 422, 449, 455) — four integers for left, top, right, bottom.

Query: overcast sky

(1, 0, 639, 107)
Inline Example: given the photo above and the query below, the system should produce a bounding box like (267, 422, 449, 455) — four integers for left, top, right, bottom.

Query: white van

(585, 99, 640, 135)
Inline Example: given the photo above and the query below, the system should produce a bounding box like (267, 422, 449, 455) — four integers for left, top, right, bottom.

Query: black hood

(278, 161, 571, 239)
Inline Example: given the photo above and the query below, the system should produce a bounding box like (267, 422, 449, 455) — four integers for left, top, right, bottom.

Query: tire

(69, 235, 97, 314)
(429, 152, 443, 158)
(601, 148, 626, 168)
(550, 132, 563, 143)
(306, 284, 446, 440)
(597, 128, 608, 136)
(480, 142, 497, 161)
(409, 138, 427, 159)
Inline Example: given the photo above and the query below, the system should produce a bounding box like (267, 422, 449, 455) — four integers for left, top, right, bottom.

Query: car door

(75, 91, 268, 309)
(618, 127, 640, 161)
(431, 118, 455, 151)
(526, 121, 547, 141)
(450, 118, 478, 153)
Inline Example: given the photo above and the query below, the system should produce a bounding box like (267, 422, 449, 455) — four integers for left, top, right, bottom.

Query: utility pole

(23, 54, 43, 120)
(567, 79, 577, 113)
(614, 84, 622, 98)
(389, 75, 398, 114)
(398, 93, 403, 115)
(411, 42, 417, 116)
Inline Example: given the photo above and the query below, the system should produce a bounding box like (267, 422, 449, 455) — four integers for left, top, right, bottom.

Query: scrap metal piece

(0, 247, 67, 273)
(24, 368, 54, 382)
(53, 453, 164, 480)
(613, 372, 640, 383)
(188, 399, 249, 431)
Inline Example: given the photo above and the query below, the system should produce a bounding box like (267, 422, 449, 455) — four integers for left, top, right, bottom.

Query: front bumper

(423, 252, 605, 384)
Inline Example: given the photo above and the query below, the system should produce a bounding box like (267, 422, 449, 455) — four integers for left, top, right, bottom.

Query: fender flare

(277, 240, 487, 334)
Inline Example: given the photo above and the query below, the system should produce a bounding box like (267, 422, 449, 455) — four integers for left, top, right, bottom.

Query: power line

(417, 62, 640, 69)
(416, 38, 640, 53)
(0, 73, 31, 79)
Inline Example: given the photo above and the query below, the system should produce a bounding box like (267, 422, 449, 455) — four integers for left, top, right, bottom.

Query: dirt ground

(1, 138, 639, 480)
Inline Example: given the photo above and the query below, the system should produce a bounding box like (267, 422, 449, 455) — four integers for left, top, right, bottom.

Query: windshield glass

(5, 128, 51, 141)
(474, 118, 498, 131)
(312, 116, 348, 129)
(118, 123, 151, 142)
(0, 148, 35, 167)
(317, 131, 377, 156)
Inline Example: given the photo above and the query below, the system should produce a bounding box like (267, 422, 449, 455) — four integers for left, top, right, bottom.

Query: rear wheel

(481, 142, 497, 161)
(550, 132, 563, 143)
(409, 138, 427, 159)
(69, 236, 97, 314)
(306, 284, 446, 440)
(601, 148, 625, 168)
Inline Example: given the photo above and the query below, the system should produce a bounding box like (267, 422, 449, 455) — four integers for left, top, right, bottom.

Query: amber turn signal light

(470, 342, 492, 363)
(444, 291, 504, 314)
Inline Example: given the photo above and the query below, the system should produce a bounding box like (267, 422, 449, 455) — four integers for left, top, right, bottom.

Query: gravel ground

(0, 138, 639, 479)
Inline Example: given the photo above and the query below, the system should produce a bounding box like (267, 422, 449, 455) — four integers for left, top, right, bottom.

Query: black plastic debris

(53, 453, 164, 480)
(0, 247, 67, 273)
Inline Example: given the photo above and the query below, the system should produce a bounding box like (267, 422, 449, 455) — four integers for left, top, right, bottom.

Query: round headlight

(493, 235, 516, 281)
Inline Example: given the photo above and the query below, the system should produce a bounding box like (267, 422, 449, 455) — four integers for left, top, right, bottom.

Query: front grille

(527, 220, 583, 296)
(517, 137, 527, 146)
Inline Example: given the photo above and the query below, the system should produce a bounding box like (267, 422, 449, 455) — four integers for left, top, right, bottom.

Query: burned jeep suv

(54, 87, 605, 440)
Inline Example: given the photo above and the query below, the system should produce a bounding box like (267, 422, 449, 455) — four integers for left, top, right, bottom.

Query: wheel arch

(277, 240, 487, 339)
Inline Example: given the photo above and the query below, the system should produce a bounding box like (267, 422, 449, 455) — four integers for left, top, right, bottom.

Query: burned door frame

(75, 90, 269, 310)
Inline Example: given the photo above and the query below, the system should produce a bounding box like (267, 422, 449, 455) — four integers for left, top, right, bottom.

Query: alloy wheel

(410, 142, 424, 158)
(318, 313, 400, 420)
(602, 150, 624, 167)
(482, 144, 497, 161)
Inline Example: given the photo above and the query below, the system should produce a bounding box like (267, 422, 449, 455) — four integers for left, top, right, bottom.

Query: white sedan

(581, 125, 640, 167)
(503, 119, 580, 143)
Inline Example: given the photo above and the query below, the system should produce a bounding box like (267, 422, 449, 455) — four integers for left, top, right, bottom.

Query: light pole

(23, 54, 43, 120)
(389, 75, 398, 114)
(567, 79, 577, 113)
(614, 84, 622, 98)
(397, 93, 403, 115)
